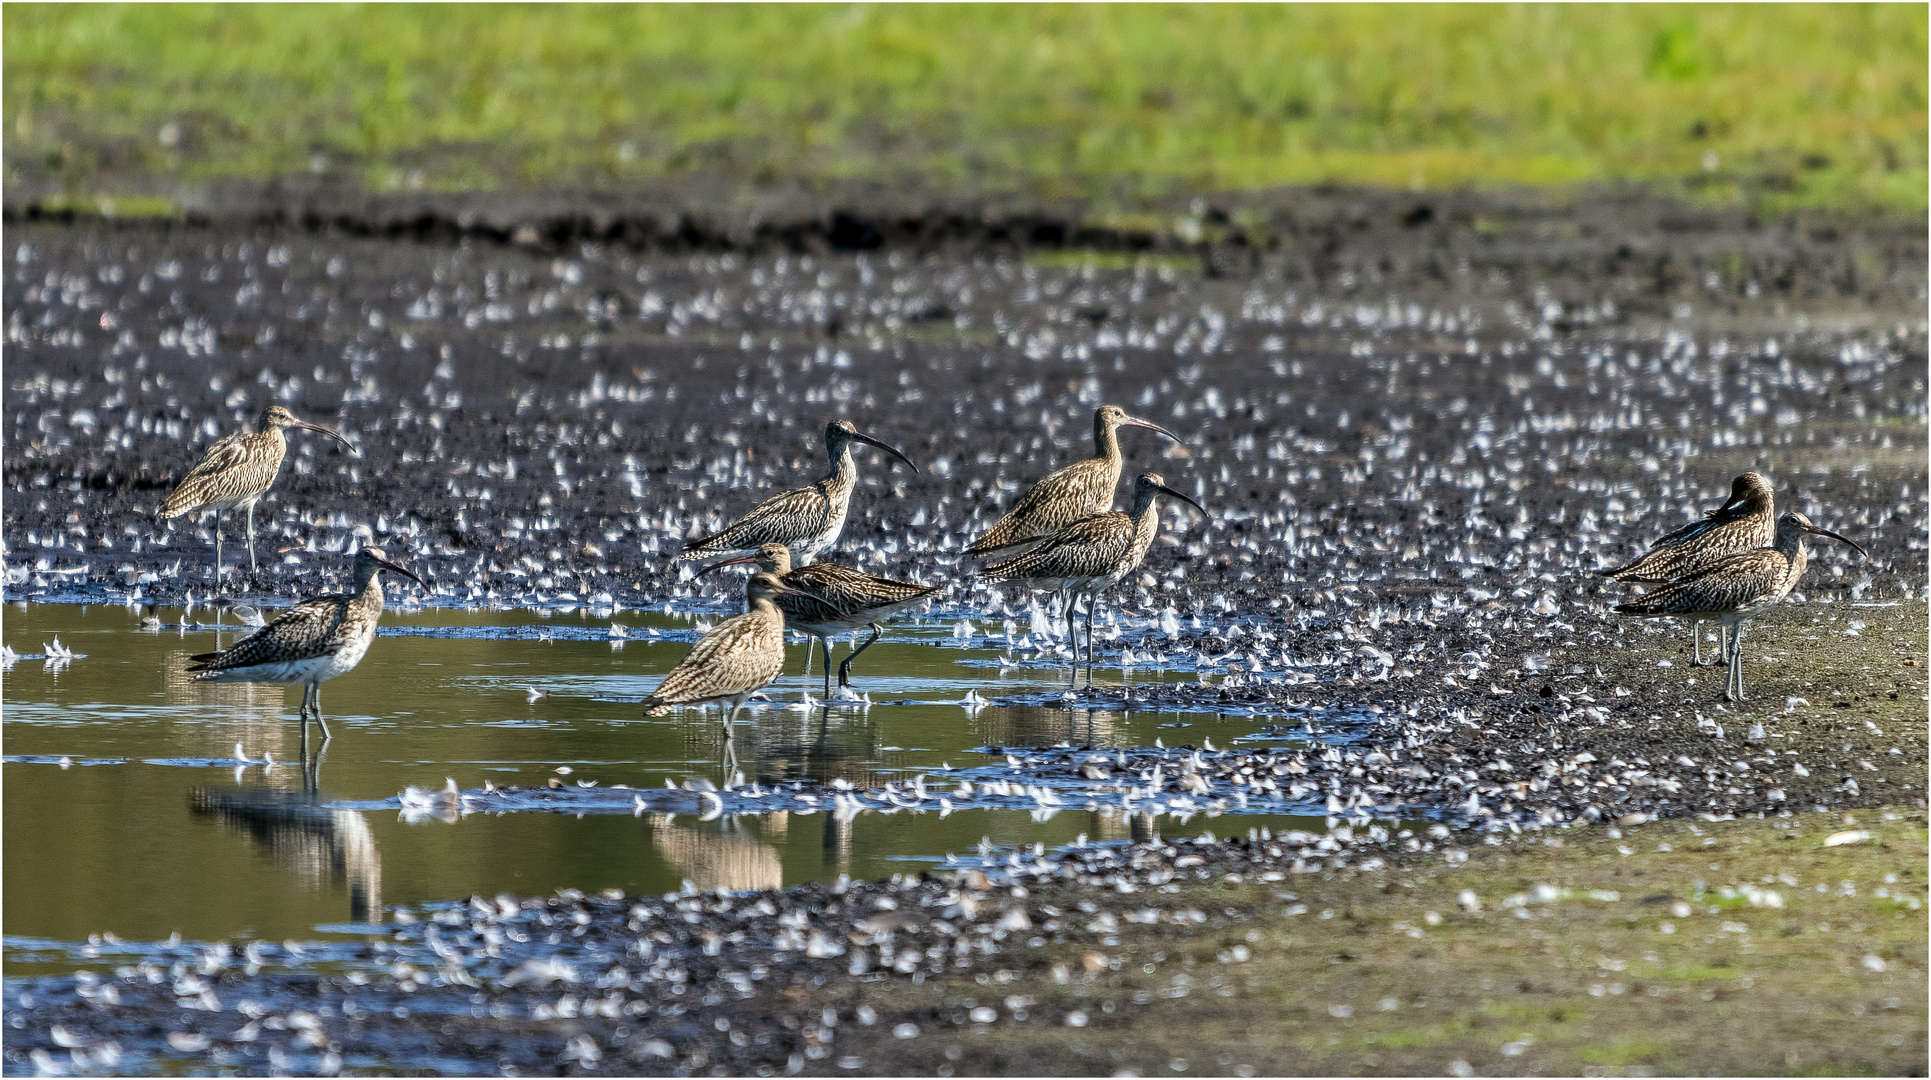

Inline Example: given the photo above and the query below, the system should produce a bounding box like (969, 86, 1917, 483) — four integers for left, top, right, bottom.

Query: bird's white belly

(197, 654, 338, 686)
(788, 613, 874, 637)
(199, 633, 373, 686)
(195, 491, 263, 516)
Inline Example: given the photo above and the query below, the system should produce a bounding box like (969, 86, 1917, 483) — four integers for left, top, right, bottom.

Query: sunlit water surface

(3, 603, 1339, 973)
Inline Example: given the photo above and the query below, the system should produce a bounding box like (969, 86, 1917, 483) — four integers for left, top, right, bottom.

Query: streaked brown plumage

(680, 420, 917, 566)
(1597, 471, 1776, 665)
(966, 404, 1182, 557)
(703, 542, 942, 695)
(643, 572, 799, 767)
(1614, 511, 1865, 701)
(984, 472, 1206, 688)
(157, 405, 356, 576)
(188, 546, 425, 740)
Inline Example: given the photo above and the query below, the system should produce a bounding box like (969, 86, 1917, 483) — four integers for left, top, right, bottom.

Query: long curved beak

(1122, 416, 1184, 444)
(1154, 482, 1208, 519)
(375, 557, 427, 590)
(1803, 523, 1868, 560)
(850, 430, 919, 473)
(697, 553, 760, 577)
(293, 420, 360, 457)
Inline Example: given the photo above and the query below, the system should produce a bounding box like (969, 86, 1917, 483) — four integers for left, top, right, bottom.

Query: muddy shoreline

(6, 809, 1924, 1076)
(4, 187, 1925, 1074)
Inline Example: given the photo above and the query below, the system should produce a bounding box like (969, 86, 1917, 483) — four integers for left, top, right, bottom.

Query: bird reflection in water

(189, 751, 383, 925)
(644, 812, 788, 893)
(975, 705, 1120, 750)
(686, 701, 890, 792)
(1090, 809, 1162, 845)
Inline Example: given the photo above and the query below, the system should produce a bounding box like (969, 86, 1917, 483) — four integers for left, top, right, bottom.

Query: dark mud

(4, 192, 1926, 1073)
(5, 196, 1924, 812)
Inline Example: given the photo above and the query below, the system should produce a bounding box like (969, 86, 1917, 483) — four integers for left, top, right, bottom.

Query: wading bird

(966, 405, 1183, 557)
(642, 572, 802, 768)
(1597, 471, 1776, 665)
(679, 420, 917, 566)
(1613, 511, 1865, 701)
(187, 546, 425, 743)
(157, 405, 357, 577)
(984, 472, 1206, 689)
(703, 542, 941, 697)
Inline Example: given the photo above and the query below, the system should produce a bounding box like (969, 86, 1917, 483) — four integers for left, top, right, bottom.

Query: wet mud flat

(348, 592, 1927, 839)
(3, 193, 1927, 1074)
(4, 194, 1926, 816)
(6, 808, 1923, 1076)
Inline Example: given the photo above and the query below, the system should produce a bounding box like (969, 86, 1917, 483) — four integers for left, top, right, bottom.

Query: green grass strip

(6, 4, 1925, 214)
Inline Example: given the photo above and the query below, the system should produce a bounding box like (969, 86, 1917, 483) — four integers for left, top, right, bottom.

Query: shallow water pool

(3, 602, 1343, 971)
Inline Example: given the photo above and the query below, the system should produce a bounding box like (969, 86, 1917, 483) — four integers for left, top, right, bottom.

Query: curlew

(642, 572, 802, 768)
(967, 404, 1183, 557)
(680, 420, 917, 566)
(187, 546, 426, 743)
(1613, 511, 1864, 701)
(983, 472, 1206, 688)
(1597, 471, 1776, 665)
(703, 542, 941, 697)
(158, 405, 357, 577)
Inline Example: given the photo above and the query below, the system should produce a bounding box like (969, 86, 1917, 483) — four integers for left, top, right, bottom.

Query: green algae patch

(806, 810, 1926, 1076)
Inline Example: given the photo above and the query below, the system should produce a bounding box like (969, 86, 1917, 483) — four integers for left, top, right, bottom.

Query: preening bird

(1613, 511, 1865, 702)
(1597, 471, 1776, 665)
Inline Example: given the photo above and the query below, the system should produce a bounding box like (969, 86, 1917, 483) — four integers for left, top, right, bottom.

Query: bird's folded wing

(190, 598, 347, 668)
(1619, 550, 1788, 613)
(684, 485, 827, 553)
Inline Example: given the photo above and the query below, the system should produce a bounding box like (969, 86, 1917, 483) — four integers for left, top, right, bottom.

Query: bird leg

(246, 502, 258, 576)
(721, 701, 741, 772)
(1725, 624, 1748, 702)
(311, 684, 332, 740)
(1692, 625, 1705, 666)
(820, 636, 835, 698)
(213, 513, 225, 580)
(837, 625, 884, 689)
(1081, 594, 1099, 691)
(298, 688, 312, 760)
(1061, 588, 1080, 688)
(801, 635, 816, 680)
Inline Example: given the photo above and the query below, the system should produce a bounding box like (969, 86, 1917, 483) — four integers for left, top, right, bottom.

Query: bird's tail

(641, 698, 674, 717)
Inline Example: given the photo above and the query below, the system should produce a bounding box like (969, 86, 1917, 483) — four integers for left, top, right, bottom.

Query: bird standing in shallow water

(1613, 511, 1864, 702)
(157, 405, 357, 578)
(984, 472, 1206, 689)
(187, 546, 426, 745)
(967, 404, 1183, 558)
(679, 420, 916, 566)
(702, 542, 941, 697)
(642, 572, 802, 769)
(1597, 471, 1776, 666)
